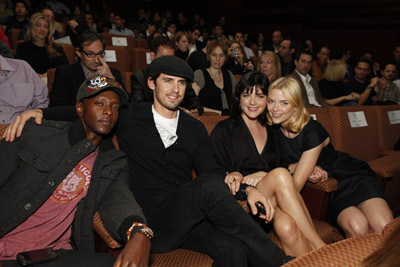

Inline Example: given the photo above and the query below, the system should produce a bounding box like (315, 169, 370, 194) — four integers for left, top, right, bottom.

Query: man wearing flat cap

(0, 75, 151, 267)
(4, 57, 288, 266)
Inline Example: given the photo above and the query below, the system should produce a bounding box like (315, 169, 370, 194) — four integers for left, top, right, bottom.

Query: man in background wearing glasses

(49, 31, 124, 107)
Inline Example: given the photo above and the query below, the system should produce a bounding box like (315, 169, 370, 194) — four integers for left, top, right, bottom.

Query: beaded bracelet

(126, 222, 154, 241)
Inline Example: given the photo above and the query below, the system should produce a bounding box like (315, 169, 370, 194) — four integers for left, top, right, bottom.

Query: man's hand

(243, 171, 267, 187)
(369, 77, 380, 88)
(246, 186, 274, 223)
(3, 109, 43, 142)
(224, 171, 243, 195)
(97, 56, 114, 78)
(114, 232, 151, 267)
(308, 166, 328, 183)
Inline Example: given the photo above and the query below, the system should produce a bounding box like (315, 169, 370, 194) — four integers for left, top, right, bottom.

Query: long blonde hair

(267, 77, 310, 133)
(258, 50, 282, 82)
(25, 12, 62, 58)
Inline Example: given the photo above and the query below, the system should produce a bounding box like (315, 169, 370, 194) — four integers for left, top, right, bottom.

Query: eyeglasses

(230, 47, 239, 52)
(80, 50, 105, 58)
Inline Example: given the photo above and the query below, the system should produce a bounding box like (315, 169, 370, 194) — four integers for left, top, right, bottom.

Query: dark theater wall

(108, 0, 400, 62)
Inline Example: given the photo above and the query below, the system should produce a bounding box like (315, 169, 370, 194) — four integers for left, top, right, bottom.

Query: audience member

(144, 20, 156, 38)
(234, 31, 255, 58)
(193, 40, 237, 115)
(289, 49, 328, 107)
(225, 40, 255, 75)
(84, 11, 97, 33)
(15, 12, 68, 75)
(278, 36, 296, 76)
(318, 59, 359, 106)
(0, 75, 151, 266)
(0, 0, 13, 24)
(0, 40, 13, 58)
(4, 1, 29, 35)
(42, 6, 62, 39)
(311, 46, 330, 82)
(0, 55, 48, 123)
(164, 20, 176, 39)
(345, 58, 378, 105)
(173, 31, 190, 61)
(267, 76, 393, 238)
(336, 47, 353, 80)
(46, 0, 70, 16)
(374, 62, 400, 105)
(187, 36, 215, 71)
(102, 11, 115, 32)
(258, 50, 282, 82)
(256, 32, 265, 56)
(176, 12, 189, 31)
(361, 50, 381, 78)
(108, 13, 134, 37)
(389, 45, 400, 79)
(50, 31, 123, 107)
(264, 30, 283, 53)
(210, 71, 326, 257)
(188, 25, 202, 56)
(214, 24, 227, 41)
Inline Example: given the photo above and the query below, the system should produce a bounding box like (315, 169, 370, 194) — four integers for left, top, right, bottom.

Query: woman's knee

(274, 215, 299, 243)
(338, 212, 370, 237)
(269, 168, 295, 191)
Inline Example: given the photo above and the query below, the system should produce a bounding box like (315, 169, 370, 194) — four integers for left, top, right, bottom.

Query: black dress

(274, 119, 384, 224)
(15, 42, 69, 74)
(210, 118, 287, 177)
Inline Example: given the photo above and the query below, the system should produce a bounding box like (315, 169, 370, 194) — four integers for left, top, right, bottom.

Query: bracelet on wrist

(126, 222, 154, 241)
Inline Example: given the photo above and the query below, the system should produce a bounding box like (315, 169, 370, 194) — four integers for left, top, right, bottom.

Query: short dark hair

(356, 58, 371, 69)
(318, 46, 330, 53)
(78, 31, 105, 50)
(230, 71, 270, 126)
(295, 49, 313, 61)
(15, 1, 27, 9)
(362, 50, 373, 57)
(381, 61, 397, 71)
(41, 5, 54, 13)
(114, 13, 125, 20)
(148, 35, 173, 53)
(166, 20, 176, 28)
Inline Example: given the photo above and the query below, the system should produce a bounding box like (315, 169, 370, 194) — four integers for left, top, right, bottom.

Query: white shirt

(152, 106, 179, 148)
(295, 70, 321, 107)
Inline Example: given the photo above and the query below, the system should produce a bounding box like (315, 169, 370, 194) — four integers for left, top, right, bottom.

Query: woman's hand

(308, 166, 328, 183)
(224, 171, 243, 195)
(246, 186, 274, 223)
(243, 171, 267, 187)
(244, 61, 254, 71)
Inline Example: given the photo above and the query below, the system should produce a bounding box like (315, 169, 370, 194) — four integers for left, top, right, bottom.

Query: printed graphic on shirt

(51, 163, 91, 203)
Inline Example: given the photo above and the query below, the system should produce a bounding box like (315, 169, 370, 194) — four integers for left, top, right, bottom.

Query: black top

(15, 42, 69, 74)
(175, 49, 189, 61)
(210, 118, 287, 177)
(318, 79, 353, 105)
(4, 16, 28, 35)
(345, 78, 376, 106)
(198, 69, 233, 112)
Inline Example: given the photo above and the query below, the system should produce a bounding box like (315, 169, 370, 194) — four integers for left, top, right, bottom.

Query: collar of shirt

(295, 70, 311, 84)
(0, 56, 15, 81)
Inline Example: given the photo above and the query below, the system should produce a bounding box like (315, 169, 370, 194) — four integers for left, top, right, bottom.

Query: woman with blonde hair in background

(318, 59, 359, 106)
(16, 12, 68, 75)
(258, 50, 282, 82)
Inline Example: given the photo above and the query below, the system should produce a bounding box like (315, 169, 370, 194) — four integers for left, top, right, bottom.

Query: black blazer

(49, 62, 123, 107)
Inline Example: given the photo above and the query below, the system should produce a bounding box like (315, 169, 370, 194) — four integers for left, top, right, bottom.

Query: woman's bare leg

(273, 208, 312, 256)
(358, 198, 393, 233)
(257, 168, 326, 249)
(337, 206, 371, 238)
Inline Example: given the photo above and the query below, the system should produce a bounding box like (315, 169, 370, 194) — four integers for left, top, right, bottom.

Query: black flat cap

(145, 55, 194, 81)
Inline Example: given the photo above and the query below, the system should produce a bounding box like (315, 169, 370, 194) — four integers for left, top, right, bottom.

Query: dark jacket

(49, 62, 123, 107)
(0, 119, 146, 251)
(116, 102, 223, 205)
(289, 71, 329, 108)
